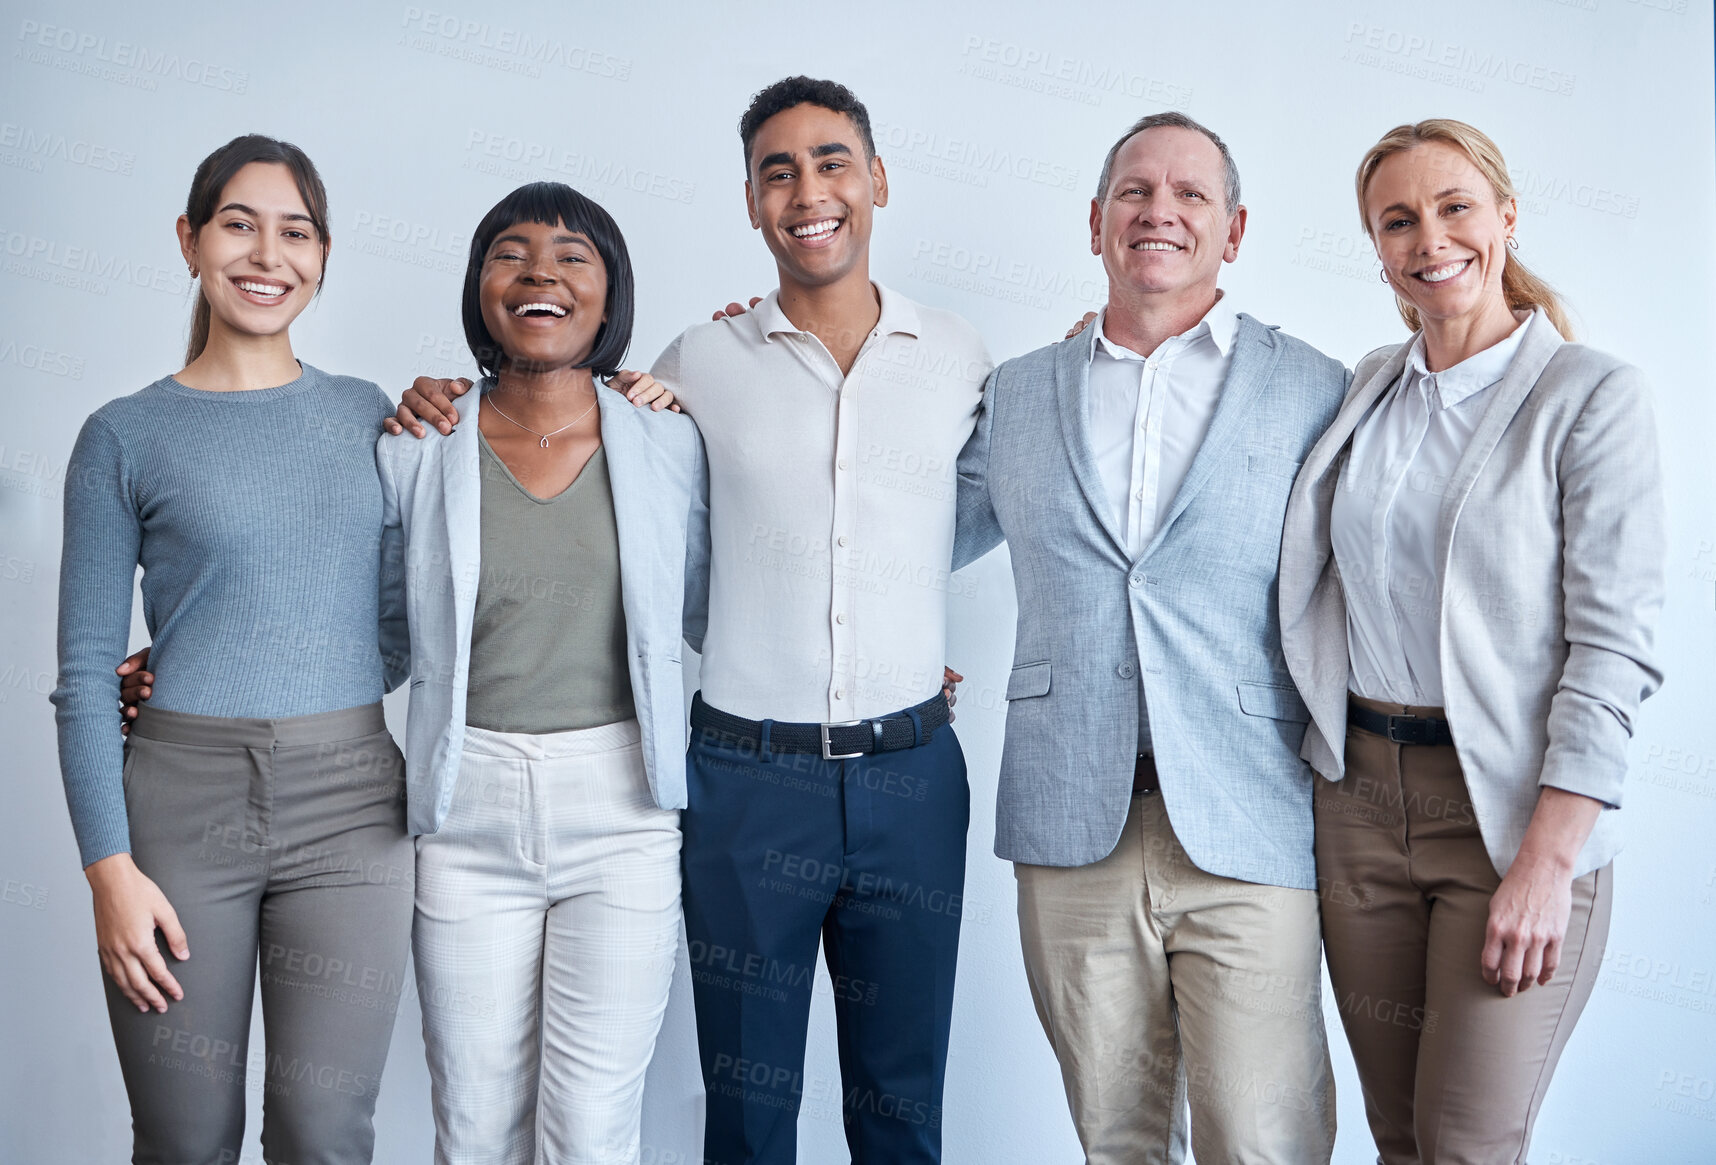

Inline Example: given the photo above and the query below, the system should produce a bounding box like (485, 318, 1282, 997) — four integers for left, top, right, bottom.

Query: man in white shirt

(953, 113, 1350, 1163)
(658, 78, 990, 1165)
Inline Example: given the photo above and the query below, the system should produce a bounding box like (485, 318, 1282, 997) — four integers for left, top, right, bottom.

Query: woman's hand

(942, 666, 963, 722)
(1065, 311, 1098, 340)
(608, 370, 681, 413)
(1481, 786, 1603, 996)
(1482, 852, 1574, 996)
(86, 853, 188, 1013)
(116, 647, 152, 737)
(383, 377, 473, 438)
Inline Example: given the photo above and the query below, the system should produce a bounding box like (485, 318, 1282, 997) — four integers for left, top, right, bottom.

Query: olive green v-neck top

(465, 434, 635, 734)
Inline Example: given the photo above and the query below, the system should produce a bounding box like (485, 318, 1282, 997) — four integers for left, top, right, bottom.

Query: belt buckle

(1385, 715, 1429, 745)
(820, 719, 866, 761)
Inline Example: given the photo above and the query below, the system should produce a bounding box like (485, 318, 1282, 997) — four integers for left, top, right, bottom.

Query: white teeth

(791, 219, 840, 239)
(237, 280, 287, 296)
(1418, 260, 1470, 284)
(1133, 241, 1181, 251)
(511, 302, 568, 317)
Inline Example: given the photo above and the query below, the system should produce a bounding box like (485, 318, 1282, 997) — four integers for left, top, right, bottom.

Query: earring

(188, 265, 199, 278)
(1506, 236, 1519, 251)
(1379, 268, 1390, 285)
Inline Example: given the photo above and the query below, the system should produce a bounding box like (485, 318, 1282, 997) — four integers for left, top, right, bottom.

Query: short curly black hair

(738, 76, 875, 175)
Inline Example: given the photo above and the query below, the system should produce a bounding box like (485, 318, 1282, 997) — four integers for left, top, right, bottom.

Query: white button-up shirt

(1087, 293, 1239, 558)
(652, 283, 991, 723)
(1333, 317, 1529, 705)
(1086, 293, 1239, 751)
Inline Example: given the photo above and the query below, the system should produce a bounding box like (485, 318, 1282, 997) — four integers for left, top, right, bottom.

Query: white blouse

(1332, 316, 1531, 706)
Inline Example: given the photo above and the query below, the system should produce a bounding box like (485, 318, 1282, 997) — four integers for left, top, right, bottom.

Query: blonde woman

(1279, 120, 1665, 1162)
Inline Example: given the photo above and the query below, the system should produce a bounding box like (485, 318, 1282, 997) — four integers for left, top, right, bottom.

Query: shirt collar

(1090, 290, 1239, 364)
(755, 281, 921, 343)
(1404, 314, 1531, 410)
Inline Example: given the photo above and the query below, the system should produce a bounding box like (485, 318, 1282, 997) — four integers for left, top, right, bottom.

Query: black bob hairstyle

(461, 181, 634, 379)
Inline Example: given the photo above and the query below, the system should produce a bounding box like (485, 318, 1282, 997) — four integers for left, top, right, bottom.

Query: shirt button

(1134, 488, 1145, 500)
(835, 688, 846, 700)
(1146, 359, 1159, 370)
(838, 459, 849, 471)
(1117, 663, 1136, 680)
(837, 535, 849, 547)
(835, 613, 847, 625)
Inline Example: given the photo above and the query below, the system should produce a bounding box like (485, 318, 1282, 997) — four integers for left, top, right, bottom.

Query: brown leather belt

(1133, 753, 1159, 796)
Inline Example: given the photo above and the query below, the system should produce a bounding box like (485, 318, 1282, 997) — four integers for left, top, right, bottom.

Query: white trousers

(414, 719, 682, 1165)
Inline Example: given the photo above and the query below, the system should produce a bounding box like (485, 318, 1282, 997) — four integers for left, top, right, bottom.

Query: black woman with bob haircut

(375, 181, 709, 1164)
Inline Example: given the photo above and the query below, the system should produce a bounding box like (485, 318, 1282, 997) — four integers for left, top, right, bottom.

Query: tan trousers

(1016, 791, 1336, 1165)
(1316, 697, 1612, 1165)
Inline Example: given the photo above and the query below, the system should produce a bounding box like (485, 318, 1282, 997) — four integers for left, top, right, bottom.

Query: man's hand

(942, 666, 963, 722)
(117, 647, 152, 736)
(1066, 312, 1098, 340)
(710, 297, 763, 322)
(383, 377, 472, 438)
(86, 852, 188, 1013)
(609, 370, 681, 412)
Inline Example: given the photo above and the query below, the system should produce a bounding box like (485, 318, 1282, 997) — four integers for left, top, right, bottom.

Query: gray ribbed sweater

(51, 363, 407, 866)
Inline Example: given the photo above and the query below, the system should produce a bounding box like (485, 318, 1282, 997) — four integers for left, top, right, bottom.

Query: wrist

(84, 851, 137, 886)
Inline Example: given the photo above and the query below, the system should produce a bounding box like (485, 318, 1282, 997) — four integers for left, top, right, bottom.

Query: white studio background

(3, 1, 1712, 1161)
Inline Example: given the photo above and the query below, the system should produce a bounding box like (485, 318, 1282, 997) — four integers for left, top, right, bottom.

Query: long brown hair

(1355, 119, 1573, 340)
(183, 134, 330, 362)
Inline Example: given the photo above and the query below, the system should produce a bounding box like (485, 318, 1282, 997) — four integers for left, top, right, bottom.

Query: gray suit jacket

(376, 382, 711, 834)
(955, 314, 1347, 888)
(1279, 310, 1666, 877)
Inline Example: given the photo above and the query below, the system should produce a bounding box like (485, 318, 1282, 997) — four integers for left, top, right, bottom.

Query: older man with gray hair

(952, 112, 1347, 1163)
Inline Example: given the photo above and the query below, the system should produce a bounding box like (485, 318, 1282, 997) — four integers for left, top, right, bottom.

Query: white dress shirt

(1086, 292, 1239, 751)
(1087, 293, 1239, 558)
(653, 283, 991, 723)
(1333, 317, 1530, 705)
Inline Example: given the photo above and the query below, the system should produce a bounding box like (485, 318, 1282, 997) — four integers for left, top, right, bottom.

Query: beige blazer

(1279, 309, 1666, 877)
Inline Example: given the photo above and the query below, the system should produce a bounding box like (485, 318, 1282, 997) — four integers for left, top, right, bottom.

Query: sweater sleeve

(50, 414, 142, 867)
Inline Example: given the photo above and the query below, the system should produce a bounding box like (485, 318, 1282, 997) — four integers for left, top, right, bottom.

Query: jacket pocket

(1236, 681, 1310, 723)
(1006, 661, 1052, 701)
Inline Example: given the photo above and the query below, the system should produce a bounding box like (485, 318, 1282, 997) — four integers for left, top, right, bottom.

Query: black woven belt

(1348, 697, 1455, 747)
(690, 691, 948, 760)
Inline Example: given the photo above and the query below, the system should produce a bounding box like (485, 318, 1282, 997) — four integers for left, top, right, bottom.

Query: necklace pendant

(539, 436, 550, 448)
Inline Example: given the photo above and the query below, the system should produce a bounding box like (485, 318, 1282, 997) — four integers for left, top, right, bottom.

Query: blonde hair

(1355, 119, 1573, 340)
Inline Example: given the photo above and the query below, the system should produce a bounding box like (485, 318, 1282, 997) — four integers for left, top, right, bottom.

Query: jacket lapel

(443, 384, 486, 620)
(1053, 329, 1128, 558)
(1299, 341, 1410, 495)
(1142, 314, 1281, 558)
(593, 388, 650, 656)
(1434, 309, 1562, 577)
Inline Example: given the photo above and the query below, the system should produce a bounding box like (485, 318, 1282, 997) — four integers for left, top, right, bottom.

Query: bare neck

(776, 264, 880, 375)
(1420, 297, 1527, 373)
(175, 322, 301, 391)
(1101, 285, 1221, 359)
(490, 364, 598, 428)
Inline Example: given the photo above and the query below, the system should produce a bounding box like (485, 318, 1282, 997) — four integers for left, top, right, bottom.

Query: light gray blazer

(1279, 310, 1666, 877)
(376, 381, 711, 835)
(955, 314, 1348, 888)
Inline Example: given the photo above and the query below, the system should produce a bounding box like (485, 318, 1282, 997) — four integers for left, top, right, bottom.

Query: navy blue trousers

(682, 711, 969, 1165)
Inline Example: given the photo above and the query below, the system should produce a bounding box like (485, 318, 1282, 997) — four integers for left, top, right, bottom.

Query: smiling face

(1364, 141, 1517, 330)
(1091, 125, 1244, 311)
(477, 219, 609, 373)
(178, 161, 324, 342)
(744, 102, 887, 293)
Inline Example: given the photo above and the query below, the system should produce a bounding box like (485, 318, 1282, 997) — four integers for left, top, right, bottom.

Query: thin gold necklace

(486, 393, 597, 448)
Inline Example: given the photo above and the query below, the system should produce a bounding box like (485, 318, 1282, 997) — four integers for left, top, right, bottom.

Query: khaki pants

(1316, 697, 1612, 1165)
(1015, 791, 1335, 1165)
